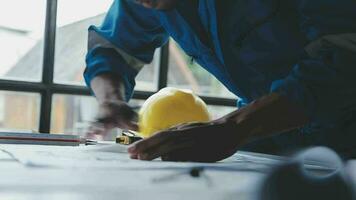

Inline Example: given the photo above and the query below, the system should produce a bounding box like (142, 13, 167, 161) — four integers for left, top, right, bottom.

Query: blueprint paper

(0, 144, 352, 200)
(0, 145, 262, 200)
(0, 144, 333, 173)
(82, 143, 129, 153)
(0, 149, 13, 160)
(0, 144, 284, 173)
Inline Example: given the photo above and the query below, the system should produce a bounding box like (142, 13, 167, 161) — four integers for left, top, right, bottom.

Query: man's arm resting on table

(128, 93, 309, 162)
(225, 93, 309, 144)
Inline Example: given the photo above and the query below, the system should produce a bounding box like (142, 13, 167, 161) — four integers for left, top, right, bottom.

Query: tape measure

(116, 130, 142, 145)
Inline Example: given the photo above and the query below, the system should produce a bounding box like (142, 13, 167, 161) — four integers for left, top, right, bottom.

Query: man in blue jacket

(85, 0, 356, 162)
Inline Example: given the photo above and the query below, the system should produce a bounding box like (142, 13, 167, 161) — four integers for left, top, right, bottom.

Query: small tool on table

(116, 130, 142, 145)
(0, 132, 98, 146)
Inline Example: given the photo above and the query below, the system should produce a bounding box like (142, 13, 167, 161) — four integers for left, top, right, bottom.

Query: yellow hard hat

(138, 87, 211, 138)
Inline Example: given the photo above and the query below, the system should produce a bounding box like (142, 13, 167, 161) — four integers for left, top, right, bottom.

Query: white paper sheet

(1, 144, 352, 200)
(0, 145, 264, 200)
(0, 149, 14, 161)
(0, 144, 333, 172)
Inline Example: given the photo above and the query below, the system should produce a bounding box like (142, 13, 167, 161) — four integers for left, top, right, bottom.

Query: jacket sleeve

(270, 0, 356, 126)
(84, 0, 168, 101)
(271, 33, 356, 125)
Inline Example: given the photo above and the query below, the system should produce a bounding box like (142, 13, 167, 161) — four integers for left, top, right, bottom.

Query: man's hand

(128, 119, 246, 162)
(128, 93, 309, 162)
(88, 101, 138, 136)
(87, 73, 138, 137)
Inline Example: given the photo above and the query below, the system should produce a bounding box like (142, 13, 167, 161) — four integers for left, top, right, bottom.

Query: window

(207, 105, 236, 120)
(168, 40, 236, 98)
(0, 91, 40, 132)
(0, 0, 237, 136)
(51, 94, 98, 136)
(53, 0, 113, 86)
(0, 0, 46, 82)
(54, 0, 160, 91)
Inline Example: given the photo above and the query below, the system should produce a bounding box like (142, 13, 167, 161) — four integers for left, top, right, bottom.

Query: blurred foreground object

(138, 87, 211, 138)
(258, 147, 355, 200)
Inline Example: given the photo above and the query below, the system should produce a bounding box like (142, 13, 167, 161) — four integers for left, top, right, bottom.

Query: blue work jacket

(85, 0, 356, 156)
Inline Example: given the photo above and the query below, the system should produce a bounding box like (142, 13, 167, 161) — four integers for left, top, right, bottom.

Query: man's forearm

(222, 93, 309, 143)
(90, 73, 126, 104)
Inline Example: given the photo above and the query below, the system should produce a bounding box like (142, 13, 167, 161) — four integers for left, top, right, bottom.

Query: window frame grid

(0, 0, 237, 134)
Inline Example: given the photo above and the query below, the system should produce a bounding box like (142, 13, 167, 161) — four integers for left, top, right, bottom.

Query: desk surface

(0, 144, 354, 200)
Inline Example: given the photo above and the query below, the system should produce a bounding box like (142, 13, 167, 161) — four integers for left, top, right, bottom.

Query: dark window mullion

(157, 42, 169, 90)
(39, 0, 58, 133)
